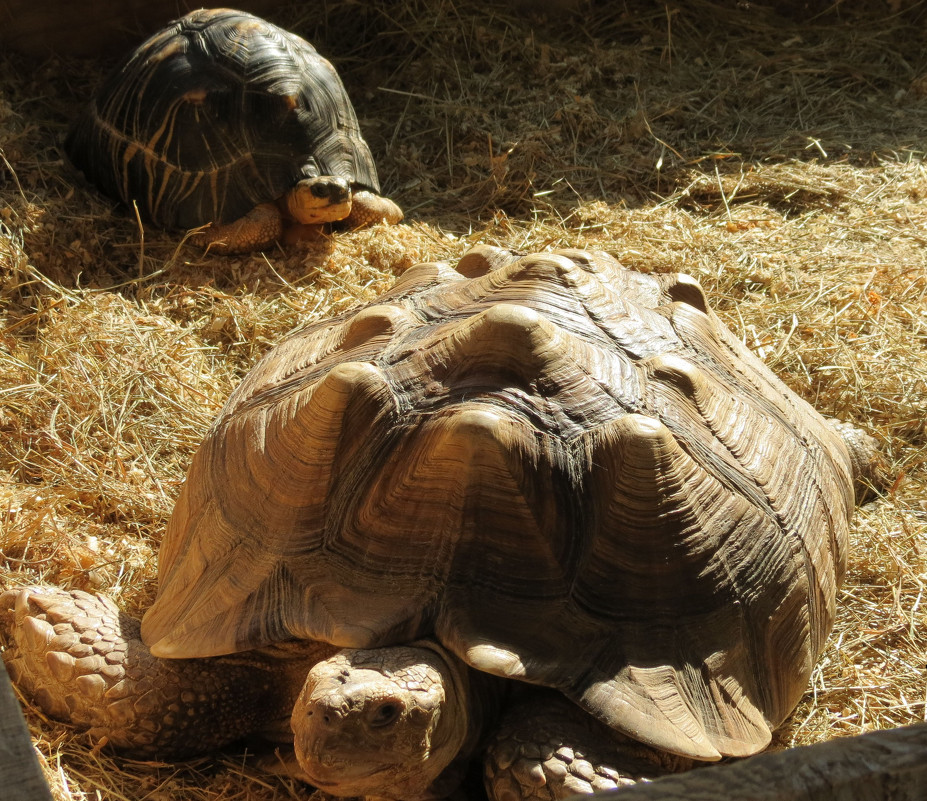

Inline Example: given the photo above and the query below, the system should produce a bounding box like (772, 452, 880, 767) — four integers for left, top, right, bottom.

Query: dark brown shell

(141, 246, 855, 762)
(65, 9, 380, 229)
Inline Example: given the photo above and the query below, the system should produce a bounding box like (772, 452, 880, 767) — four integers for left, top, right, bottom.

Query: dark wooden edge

(604, 723, 927, 800)
(0, 659, 53, 801)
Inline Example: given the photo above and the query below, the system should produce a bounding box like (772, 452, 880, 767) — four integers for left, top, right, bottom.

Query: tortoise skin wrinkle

(141, 246, 858, 764)
(65, 8, 381, 232)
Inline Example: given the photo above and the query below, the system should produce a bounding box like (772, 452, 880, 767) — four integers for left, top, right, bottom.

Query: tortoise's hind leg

(0, 586, 313, 758)
(826, 419, 888, 503)
(484, 691, 694, 801)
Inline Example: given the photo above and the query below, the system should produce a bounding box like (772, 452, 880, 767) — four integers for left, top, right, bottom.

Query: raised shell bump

(456, 244, 521, 277)
(338, 304, 417, 352)
(659, 272, 710, 314)
(389, 261, 461, 294)
(645, 352, 709, 402)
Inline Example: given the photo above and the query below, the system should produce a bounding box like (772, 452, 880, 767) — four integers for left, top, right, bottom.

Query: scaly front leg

(0, 586, 323, 759)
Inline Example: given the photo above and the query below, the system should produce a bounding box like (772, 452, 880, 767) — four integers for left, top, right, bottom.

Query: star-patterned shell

(141, 245, 855, 762)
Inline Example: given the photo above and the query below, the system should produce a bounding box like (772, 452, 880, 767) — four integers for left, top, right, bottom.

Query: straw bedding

(0, 1, 925, 798)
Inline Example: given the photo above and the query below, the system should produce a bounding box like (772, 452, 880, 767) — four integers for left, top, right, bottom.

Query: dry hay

(1, 0, 926, 798)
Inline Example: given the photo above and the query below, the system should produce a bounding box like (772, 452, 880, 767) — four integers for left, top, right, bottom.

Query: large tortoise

(1, 246, 880, 800)
(65, 8, 403, 254)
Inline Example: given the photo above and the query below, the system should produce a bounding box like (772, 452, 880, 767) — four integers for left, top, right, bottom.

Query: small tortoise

(1, 247, 880, 800)
(65, 9, 403, 254)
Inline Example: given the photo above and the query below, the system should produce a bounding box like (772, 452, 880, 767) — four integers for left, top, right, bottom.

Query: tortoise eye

(369, 701, 402, 728)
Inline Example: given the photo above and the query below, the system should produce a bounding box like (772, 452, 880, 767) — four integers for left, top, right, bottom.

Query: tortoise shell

(141, 246, 854, 762)
(65, 8, 380, 230)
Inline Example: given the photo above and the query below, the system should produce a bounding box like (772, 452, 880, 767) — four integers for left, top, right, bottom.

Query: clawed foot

(0, 585, 281, 758)
(485, 693, 692, 801)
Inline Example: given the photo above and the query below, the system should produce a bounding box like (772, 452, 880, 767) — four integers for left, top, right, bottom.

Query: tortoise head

(285, 176, 353, 224)
(292, 643, 472, 801)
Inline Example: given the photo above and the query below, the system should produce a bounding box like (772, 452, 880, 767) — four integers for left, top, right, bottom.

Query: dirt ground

(1, 1, 926, 798)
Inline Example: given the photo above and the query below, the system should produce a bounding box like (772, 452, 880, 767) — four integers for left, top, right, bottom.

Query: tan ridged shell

(141, 245, 855, 762)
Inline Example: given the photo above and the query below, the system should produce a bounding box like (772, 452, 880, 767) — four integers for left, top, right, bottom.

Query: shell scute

(142, 246, 855, 761)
